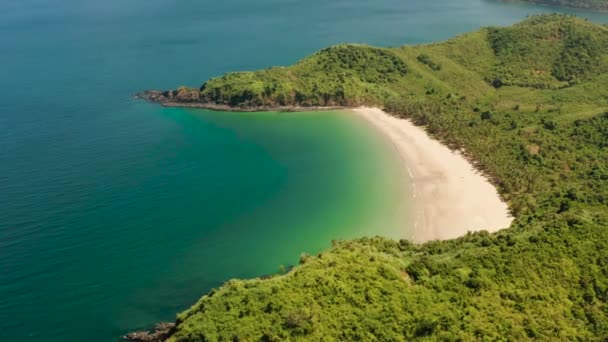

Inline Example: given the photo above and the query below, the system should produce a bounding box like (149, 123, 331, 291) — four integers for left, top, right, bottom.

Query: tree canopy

(161, 15, 608, 341)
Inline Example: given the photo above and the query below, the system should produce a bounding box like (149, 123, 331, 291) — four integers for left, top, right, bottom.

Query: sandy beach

(353, 107, 512, 243)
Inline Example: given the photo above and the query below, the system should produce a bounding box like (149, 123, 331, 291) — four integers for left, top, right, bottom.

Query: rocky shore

(135, 90, 348, 112)
(123, 322, 175, 342)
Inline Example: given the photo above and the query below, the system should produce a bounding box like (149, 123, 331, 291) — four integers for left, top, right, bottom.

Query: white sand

(353, 107, 513, 243)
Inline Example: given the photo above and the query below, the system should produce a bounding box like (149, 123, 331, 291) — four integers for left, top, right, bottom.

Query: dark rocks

(135, 88, 202, 103)
(124, 322, 175, 342)
(135, 88, 349, 112)
(175, 88, 201, 102)
(135, 90, 172, 103)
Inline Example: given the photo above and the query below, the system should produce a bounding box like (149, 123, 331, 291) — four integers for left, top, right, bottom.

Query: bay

(1, 0, 607, 341)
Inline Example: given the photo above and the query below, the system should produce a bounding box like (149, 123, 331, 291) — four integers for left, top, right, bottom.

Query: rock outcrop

(135, 89, 347, 112)
(135, 88, 201, 104)
(124, 322, 175, 342)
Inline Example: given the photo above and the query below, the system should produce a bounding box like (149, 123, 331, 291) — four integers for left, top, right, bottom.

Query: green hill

(516, 0, 608, 11)
(141, 15, 608, 341)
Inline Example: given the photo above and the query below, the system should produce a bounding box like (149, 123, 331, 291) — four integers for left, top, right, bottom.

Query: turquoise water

(1, 1, 608, 341)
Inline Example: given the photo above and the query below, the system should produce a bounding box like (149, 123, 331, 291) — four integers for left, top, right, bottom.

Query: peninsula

(136, 15, 608, 341)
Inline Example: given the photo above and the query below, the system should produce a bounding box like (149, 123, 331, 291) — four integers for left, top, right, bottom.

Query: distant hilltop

(510, 0, 608, 11)
(139, 14, 608, 115)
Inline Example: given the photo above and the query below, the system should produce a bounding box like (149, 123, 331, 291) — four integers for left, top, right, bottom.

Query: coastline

(134, 91, 349, 112)
(137, 89, 513, 242)
(125, 106, 516, 340)
(138, 89, 514, 242)
(158, 101, 349, 112)
(352, 107, 513, 243)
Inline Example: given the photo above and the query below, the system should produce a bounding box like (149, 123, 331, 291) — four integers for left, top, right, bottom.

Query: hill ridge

(136, 14, 608, 341)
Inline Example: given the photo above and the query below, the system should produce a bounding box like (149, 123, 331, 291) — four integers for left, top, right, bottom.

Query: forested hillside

(141, 15, 608, 341)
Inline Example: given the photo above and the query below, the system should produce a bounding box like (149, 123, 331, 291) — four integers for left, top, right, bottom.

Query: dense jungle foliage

(164, 15, 608, 341)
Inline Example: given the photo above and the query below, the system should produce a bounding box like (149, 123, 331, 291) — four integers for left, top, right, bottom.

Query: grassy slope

(166, 15, 608, 341)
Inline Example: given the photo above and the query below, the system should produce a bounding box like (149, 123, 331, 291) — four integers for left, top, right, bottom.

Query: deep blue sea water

(1, 0, 607, 341)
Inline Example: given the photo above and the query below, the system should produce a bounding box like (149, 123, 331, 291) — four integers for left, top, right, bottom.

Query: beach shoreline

(352, 107, 513, 243)
(137, 88, 514, 242)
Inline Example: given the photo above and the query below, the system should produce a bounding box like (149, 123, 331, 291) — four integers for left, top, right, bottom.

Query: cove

(2, 0, 608, 341)
(0, 104, 409, 342)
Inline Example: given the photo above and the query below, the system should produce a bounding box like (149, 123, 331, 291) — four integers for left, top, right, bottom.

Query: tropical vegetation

(152, 15, 608, 341)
